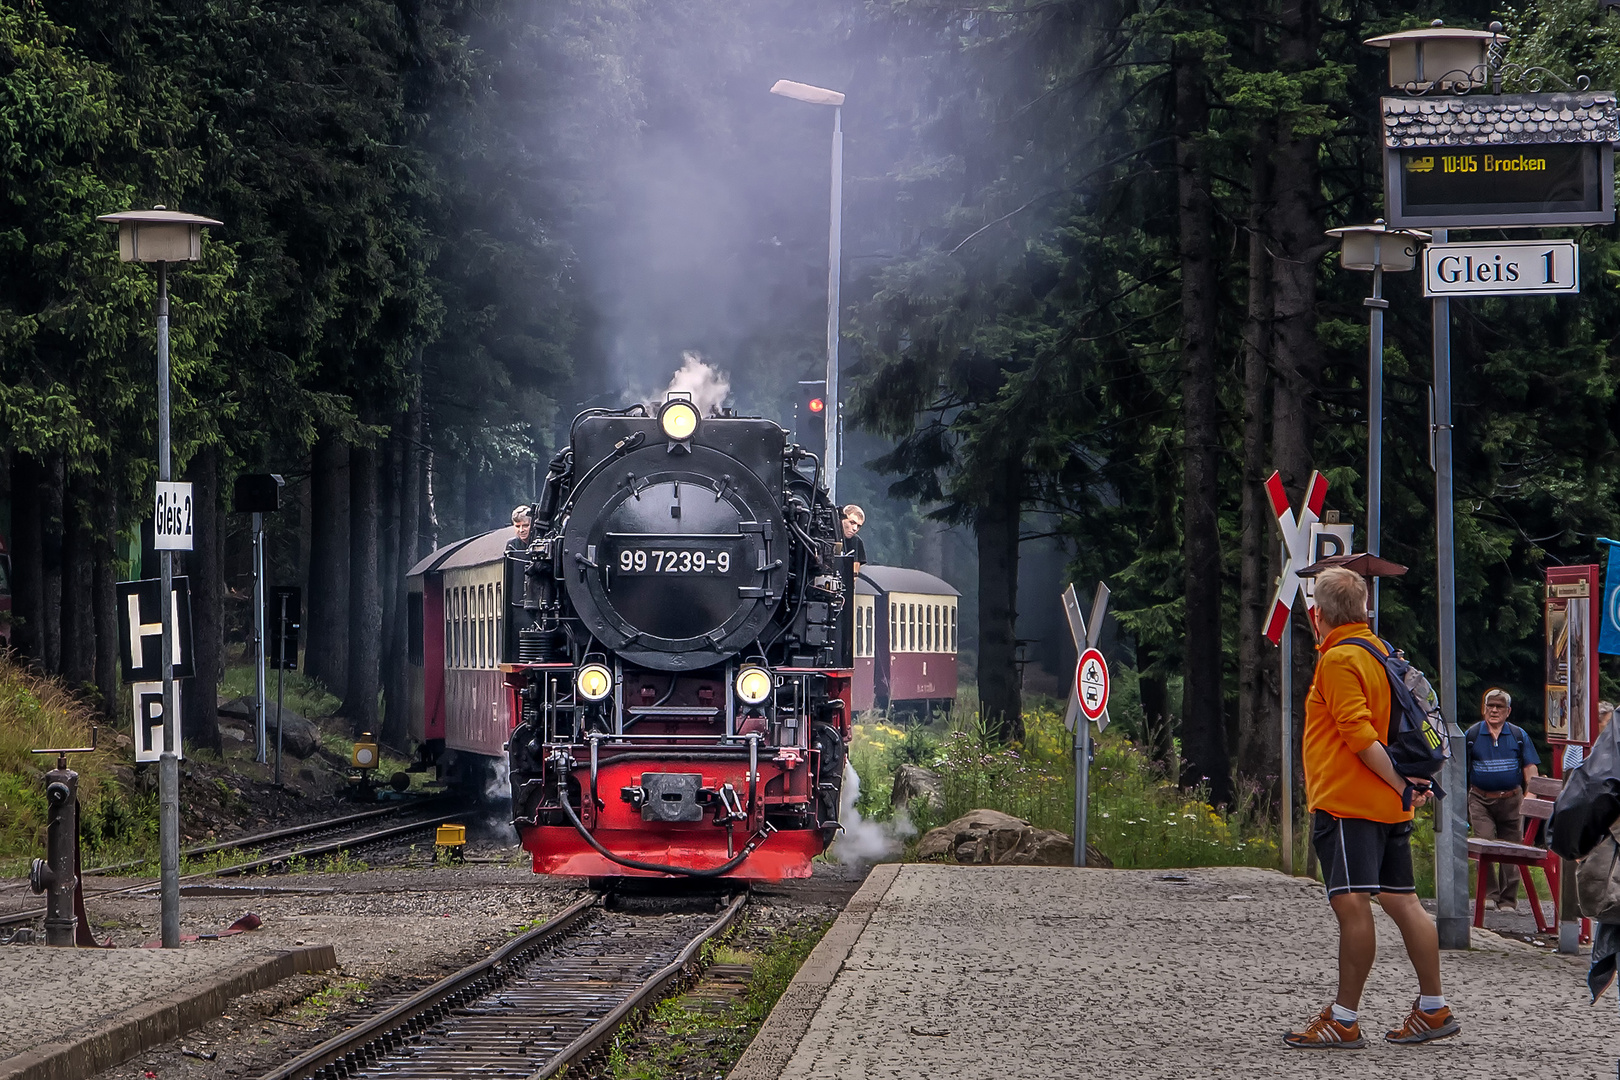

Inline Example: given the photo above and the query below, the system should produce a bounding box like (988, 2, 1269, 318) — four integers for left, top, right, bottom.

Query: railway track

(256, 890, 748, 1080)
(0, 800, 465, 928)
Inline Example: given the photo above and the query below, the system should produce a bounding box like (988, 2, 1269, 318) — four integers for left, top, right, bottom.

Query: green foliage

(606, 918, 831, 1080)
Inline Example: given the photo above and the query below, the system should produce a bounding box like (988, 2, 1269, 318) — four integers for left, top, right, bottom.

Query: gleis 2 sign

(1422, 239, 1579, 298)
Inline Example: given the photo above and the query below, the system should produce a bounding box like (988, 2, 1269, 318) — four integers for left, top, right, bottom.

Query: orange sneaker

(1283, 1005, 1365, 1049)
(1385, 999, 1460, 1044)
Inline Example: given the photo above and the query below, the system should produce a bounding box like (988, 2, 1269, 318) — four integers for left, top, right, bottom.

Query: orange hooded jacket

(1302, 621, 1411, 825)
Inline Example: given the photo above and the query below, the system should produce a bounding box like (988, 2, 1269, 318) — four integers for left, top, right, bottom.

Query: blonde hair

(842, 504, 865, 526)
(1314, 567, 1368, 629)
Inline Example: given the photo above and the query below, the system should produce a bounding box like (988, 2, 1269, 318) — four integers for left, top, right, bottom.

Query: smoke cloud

(662, 351, 732, 415)
(832, 761, 915, 865)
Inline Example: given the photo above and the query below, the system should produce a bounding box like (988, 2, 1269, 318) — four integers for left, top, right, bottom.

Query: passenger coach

(852, 565, 960, 716)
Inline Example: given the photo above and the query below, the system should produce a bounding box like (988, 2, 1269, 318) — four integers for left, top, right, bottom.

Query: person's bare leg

(1377, 891, 1442, 996)
(1329, 891, 1377, 1009)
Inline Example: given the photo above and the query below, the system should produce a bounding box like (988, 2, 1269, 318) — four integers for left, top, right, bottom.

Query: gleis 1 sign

(1422, 239, 1579, 298)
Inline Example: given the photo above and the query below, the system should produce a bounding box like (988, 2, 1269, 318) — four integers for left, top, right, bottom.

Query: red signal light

(808, 397, 825, 414)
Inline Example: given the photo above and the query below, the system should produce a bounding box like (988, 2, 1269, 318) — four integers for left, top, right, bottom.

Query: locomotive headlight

(659, 400, 699, 441)
(576, 663, 613, 702)
(736, 665, 773, 705)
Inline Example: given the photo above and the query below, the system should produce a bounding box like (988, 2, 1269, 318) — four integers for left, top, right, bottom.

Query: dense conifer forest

(5, 0, 1619, 805)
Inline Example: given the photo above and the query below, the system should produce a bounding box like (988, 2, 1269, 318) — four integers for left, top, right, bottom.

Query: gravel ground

(69, 855, 868, 1080)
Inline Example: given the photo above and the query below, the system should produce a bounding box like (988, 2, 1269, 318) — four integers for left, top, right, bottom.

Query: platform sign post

(1265, 469, 1329, 877)
(1062, 582, 1110, 868)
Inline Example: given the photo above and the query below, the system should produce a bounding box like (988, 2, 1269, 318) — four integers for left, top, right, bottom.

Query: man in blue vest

(1466, 688, 1541, 913)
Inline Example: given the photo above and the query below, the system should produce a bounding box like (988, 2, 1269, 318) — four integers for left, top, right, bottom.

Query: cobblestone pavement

(777, 865, 1616, 1079)
(0, 943, 290, 1059)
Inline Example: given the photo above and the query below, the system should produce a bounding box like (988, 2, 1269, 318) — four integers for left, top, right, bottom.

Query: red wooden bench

(1467, 776, 1562, 934)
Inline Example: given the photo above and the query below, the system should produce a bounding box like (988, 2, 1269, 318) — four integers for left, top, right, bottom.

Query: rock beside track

(218, 698, 321, 758)
(890, 765, 944, 814)
(915, 808, 1112, 867)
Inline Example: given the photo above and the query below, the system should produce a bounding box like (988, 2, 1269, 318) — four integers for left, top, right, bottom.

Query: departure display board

(1386, 143, 1613, 228)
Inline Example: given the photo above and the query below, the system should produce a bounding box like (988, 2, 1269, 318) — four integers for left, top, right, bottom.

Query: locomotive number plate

(605, 534, 744, 576)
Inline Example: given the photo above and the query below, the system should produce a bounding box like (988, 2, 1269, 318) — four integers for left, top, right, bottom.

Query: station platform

(0, 940, 334, 1080)
(731, 863, 1614, 1079)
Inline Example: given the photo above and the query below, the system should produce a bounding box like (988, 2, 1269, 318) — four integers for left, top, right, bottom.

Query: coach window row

(446, 580, 503, 670)
(854, 601, 876, 658)
(887, 599, 958, 654)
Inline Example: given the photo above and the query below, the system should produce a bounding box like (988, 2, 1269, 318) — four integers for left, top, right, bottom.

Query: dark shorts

(1312, 810, 1416, 898)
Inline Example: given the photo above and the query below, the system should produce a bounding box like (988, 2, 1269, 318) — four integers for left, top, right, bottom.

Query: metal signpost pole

(1279, 540, 1293, 877)
(253, 511, 267, 764)
(1075, 720, 1089, 868)
(825, 104, 843, 505)
(275, 591, 287, 787)
(156, 259, 181, 950)
(1367, 248, 1386, 633)
(1430, 226, 1470, 950)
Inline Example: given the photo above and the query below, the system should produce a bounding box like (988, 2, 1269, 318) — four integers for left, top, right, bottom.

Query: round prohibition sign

(1077, 647, 1109, 722)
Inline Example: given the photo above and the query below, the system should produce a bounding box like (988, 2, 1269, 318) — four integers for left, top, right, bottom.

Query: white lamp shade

(1326, 223, 1429, 272)
(118, 222, 201, 263)
(97, 208, 222, 263)
(1364, 26, 1497, 92)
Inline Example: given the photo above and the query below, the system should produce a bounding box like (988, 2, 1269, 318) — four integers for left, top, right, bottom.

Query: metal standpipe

(30, 757, 80, 945)
(157, 259, 182, 949)
(1430, 227, 1470, 950)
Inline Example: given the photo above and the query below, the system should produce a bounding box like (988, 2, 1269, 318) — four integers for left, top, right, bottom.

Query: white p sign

(131, 682, 183, 762)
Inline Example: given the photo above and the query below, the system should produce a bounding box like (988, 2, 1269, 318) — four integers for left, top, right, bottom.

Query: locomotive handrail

(626, 705, 721, 717)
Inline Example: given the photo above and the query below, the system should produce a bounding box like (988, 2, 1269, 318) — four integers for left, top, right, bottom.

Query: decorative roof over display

(1381, 92, 1619, 148)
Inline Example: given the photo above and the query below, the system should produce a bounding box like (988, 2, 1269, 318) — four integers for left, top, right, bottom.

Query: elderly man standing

(1465, 688, 1540, 912)
(1285, 567, 1458, 1049)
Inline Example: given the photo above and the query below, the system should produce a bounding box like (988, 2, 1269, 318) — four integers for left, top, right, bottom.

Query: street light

(97, 204, 221, 950)
(1324, 220, 1427, 632)
(771, 78, 846, 504)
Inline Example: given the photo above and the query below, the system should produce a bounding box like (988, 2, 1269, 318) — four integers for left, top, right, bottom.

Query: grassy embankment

(0, 655, 152, 874)
(850, 691, 1450, 893)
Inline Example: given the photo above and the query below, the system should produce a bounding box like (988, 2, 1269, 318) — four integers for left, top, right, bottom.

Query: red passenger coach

(852, 566, 959, 716)
(406, 529, 521, 777)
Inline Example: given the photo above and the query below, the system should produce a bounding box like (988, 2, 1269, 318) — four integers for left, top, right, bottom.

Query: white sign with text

(1423, 239, 1579, 297)
(153, 481, 195, 551)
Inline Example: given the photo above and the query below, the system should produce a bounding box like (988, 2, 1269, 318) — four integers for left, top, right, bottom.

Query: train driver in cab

(841, 504, 866, 575)
(508, 505, 533, 553)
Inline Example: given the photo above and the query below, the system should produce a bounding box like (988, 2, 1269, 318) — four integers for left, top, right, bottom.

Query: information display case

(1545, 564, 1599, 748)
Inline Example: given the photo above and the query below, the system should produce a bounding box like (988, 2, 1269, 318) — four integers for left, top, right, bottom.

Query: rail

(254, 891, 747, 1080)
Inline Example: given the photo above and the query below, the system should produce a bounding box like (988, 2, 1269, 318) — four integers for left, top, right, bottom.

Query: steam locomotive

(407, 396, 852, 880)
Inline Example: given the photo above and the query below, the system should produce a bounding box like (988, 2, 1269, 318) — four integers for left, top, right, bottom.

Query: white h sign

(1423, 239, 1579, 297)
(153, 481, 195, 551)
(131, 682, 183, 762)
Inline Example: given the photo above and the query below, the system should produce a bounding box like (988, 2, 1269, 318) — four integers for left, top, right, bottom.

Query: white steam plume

(832, 762, 915, 866)
(662, 351, 731, 415)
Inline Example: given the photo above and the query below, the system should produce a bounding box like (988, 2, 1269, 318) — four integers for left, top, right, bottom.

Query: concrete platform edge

(0, 944, 337, 1080)
(728, 863, 902, 1080)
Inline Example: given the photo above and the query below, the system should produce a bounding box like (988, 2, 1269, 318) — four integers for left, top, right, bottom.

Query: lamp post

(97, 205, 222, 949)
(1324, 221, 1427, 632)
(770, 78, 847, 504)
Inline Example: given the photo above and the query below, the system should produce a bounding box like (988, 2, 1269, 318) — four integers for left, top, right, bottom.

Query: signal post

(1366, 21, 1617, 948)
